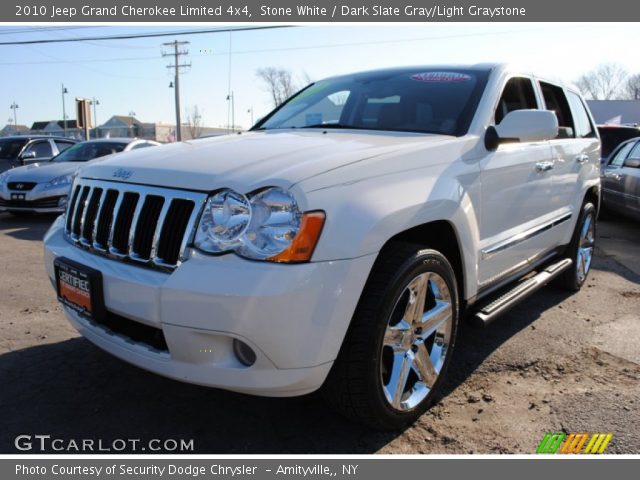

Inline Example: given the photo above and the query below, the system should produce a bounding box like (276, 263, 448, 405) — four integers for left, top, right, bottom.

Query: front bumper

(0, 186, 67, 213)
(44, 216, 376, 396)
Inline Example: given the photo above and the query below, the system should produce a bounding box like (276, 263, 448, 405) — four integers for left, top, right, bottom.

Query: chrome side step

(471, 258, 573, 327)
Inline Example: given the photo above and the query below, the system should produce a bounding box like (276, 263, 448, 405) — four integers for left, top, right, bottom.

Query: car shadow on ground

(0, 282, 580, 455)
(0, 213, 58, 241)
(438, 285, 574, 402)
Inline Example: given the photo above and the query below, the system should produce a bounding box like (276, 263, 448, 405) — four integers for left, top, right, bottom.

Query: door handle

(575, 154, 589, 164)
(604, 172, 621, 181)
(535, 161, 554, 172)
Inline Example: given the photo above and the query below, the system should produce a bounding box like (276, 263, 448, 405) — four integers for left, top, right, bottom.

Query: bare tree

(624, 73, 640, 100)
(575, 63, 628, 100)
(256, 67, 299, 108)
(185, 105, 203, 139)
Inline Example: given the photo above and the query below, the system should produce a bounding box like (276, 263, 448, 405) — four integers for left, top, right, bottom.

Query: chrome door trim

(481, 211, 573, 260)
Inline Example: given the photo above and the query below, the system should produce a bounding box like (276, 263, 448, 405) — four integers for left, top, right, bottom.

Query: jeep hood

(79, 130, 453, 192)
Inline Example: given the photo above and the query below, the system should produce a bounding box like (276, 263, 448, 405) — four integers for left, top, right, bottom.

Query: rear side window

(495, 77, 538, 124)
(566, 92, 596, 139)
(540, 82, 574, 139)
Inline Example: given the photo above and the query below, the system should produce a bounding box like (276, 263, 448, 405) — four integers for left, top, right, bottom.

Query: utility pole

(162, 40, 190, 142)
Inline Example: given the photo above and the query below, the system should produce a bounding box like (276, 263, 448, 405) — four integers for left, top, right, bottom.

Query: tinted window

(54, 140, 75, 153)
(566, 92, 595, 139)
(495, 77, 538, 124)
(256, 69, 490, 136)
(628, 142, 640, 160)
(610, 141, 635, 167)
(540, 82, 574, 139)
(599, 127, 640, 158)
(25, 140, 53, 158)
(52, 142, 127, 162)
(0, 138, 28, 159)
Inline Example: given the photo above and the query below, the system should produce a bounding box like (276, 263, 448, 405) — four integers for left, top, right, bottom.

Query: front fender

(302, 158, 482, 299)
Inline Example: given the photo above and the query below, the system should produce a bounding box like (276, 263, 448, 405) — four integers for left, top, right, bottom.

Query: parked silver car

(601, 136, 640, 220)
(0, 138, 160, 215)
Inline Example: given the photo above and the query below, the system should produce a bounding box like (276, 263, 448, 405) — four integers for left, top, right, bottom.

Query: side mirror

(623, 157, 640, 168)
(20, 151, 36, 160)
(485, 110, 559, 151)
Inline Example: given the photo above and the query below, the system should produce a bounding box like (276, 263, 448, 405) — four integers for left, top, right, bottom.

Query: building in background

(587, 100, 640, 125)
(0, 124, 29, 136)
(1, 115, 230, 142)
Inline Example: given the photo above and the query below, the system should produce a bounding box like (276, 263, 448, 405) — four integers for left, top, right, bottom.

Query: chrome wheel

(380, 271, 453, 412)
(577, 212, 595, 283)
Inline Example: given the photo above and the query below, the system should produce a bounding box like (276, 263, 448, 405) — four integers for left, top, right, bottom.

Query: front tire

(322, 244, 459, 430)
(557, 201, 596, 291)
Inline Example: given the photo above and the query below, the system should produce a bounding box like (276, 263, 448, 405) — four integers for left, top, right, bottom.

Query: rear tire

(556, 201, 596, 291)
(322, 243, 459, 431)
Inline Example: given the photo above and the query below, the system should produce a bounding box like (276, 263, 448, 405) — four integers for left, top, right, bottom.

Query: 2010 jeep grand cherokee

(44, 64, 600, 430)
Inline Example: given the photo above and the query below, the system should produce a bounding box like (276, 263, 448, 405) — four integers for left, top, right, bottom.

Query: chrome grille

(64, 179, 206, 271)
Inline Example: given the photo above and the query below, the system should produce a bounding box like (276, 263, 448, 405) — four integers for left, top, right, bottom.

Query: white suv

(44, 64, 600, 430)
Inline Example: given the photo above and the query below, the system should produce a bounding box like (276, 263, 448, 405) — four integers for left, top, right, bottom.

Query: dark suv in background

(0, 136, 78, 173)
(597, 124, 640, 164)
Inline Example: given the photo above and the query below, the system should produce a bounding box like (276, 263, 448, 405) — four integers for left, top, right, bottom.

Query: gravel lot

(0, 211, 638, 454)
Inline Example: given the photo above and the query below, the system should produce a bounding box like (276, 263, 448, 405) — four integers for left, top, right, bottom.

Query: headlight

(0, 171, 8, 187)
(196, 189, 252, 252)
(44, 173, 73, 190)
(194, 187, 325, 263)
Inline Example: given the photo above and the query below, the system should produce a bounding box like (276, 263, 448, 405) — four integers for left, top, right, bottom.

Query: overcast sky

(1, 24, 639, 130)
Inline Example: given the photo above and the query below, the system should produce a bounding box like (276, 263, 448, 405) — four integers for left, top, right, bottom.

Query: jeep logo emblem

(113, 168, 134, 179)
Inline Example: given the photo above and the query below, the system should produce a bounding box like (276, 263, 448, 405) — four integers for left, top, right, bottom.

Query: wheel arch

(373, 220, 467, 305)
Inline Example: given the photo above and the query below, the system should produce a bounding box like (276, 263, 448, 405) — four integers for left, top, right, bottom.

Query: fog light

(58, 196, 68, 208)
(232, 339, 256, 366)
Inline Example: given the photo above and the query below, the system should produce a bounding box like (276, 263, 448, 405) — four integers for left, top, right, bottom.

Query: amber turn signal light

(268, 211, 326, 263)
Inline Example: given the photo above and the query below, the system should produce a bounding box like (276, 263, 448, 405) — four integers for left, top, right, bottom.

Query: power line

(0, 25, 293, 46)
(0, 26, 100, 36)
(0, 27, 565, 65)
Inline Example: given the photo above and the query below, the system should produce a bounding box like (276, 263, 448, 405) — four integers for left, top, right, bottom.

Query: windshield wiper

(299, 123, 356, 129)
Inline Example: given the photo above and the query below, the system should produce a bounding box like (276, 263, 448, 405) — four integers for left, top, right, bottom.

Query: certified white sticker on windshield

(410, 72, 472, 82)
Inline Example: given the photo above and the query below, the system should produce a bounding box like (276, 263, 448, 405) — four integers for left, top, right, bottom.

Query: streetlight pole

(226, 92, 235, 132)
(91, 97, 100, 137)
(128, 111, 136, 138)
(61, 84, 68, 136)
(10, 102, 19, 127)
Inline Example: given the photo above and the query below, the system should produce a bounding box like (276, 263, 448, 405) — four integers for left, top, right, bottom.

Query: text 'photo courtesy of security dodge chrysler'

(43, 64, 601, 430)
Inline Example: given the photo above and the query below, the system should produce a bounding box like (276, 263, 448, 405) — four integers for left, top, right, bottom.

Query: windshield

(255, 69, 489, 136)
(52, 142, 126, 162)
(0, 139, 28, 159)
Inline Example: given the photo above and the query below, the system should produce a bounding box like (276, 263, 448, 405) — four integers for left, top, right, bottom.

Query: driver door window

(23, 141, 53, 163)
(494, 77, 539, 124)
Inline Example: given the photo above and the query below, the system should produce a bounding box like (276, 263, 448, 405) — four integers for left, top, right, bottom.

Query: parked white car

(43, 64, 600, 429)
(0, 138, 160, 215)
